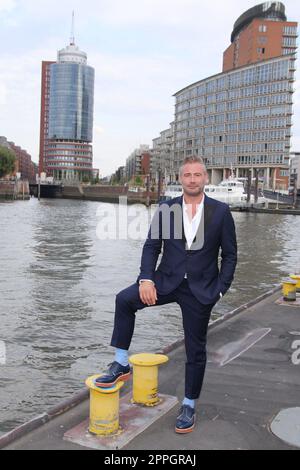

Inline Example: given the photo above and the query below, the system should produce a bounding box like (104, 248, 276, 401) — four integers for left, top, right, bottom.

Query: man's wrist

(139, 279, 155, 286)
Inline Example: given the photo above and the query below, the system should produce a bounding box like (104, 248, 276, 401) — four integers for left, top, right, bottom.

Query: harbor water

(0, 198, 300, 434)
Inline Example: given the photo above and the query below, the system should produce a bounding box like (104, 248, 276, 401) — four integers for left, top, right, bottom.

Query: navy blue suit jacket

(137, 195, 237, 305)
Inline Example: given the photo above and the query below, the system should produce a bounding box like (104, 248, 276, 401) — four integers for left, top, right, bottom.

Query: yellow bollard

(129, 353, 168, 407)
(289, 274, 300, 293)
(85, 375, 124, 436)
(282, 279, 297, 302)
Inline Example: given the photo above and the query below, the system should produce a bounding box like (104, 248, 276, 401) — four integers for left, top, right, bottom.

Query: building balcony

(283, 32, 298, 38)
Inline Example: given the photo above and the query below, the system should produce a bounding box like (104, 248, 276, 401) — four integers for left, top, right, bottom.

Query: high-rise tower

(39, 31, 95, 182)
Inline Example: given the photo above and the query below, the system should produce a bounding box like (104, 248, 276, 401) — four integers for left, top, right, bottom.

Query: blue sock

(182, 397, 195, 409)
(115, 348, 129, 367)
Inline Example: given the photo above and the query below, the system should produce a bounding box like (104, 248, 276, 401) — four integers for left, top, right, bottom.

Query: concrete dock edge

(0, 284, 283, 449)
(0, 390, 89, 450)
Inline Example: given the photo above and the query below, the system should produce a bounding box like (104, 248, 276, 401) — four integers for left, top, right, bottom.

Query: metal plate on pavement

(63, 393, 178, 450)
(270, 408, 300, 449)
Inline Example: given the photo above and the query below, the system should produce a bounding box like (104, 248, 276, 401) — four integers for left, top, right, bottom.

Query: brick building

(223, 3, 297, 72)
(0, 136, 37, 182)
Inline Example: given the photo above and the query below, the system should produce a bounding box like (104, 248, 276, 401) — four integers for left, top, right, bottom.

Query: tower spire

(70, 10, 75, 45)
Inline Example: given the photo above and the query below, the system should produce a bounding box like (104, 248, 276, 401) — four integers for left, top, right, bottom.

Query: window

(239, 120, 253, 131)
(283, 36, 297, 47)
(226, 134, 237, 143)
(270, 106, 286, 116)
(283, 48, 291, 56)
(216, 102, 226, 112)
(254, 95, 269, 107)
(241, 86, 254, 97)
(227, 100, 238, 111)
(216, 91, 227, 101)
(255, 108, 270, 117)
(227, 111, 238, 122)
(283, 26, 298, 36)
(206, 94, 216, 104)
(259, 24, 267, 33)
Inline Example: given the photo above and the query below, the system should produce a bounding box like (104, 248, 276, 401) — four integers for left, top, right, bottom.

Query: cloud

(0, 45, 56, 158)
(94, 125, 105, 135)
(1, 0, 300, 175)
(0, 0, 16, 14)
(0, 82, 7, 105)
(0, 340, 6, 365)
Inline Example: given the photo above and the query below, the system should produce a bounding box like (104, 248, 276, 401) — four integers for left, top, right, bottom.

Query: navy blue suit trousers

(111, 279, 216, 400)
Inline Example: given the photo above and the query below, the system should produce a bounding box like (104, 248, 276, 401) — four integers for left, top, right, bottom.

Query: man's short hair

(179, 156, 207, 176)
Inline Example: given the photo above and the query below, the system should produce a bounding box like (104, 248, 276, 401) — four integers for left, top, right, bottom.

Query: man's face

(179, 163, 208, 197)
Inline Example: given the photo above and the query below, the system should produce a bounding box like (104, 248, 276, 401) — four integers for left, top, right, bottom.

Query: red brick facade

(8, 141, 37, 183)
(39, 61, 55, 175)
(223, 19, 298, 72)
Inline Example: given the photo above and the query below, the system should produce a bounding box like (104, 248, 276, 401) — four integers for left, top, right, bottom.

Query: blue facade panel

(48, 63, 94, 142)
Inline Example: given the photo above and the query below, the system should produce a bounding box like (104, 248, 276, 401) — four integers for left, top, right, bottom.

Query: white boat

(163, 184, 183, 199)
(163, 179, 258, 205)
(205, 179, 252, 204)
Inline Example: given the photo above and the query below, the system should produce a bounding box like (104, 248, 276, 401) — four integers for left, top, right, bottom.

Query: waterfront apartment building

(0, 136, 37, 182)
(151, 124, 174, 184)
(290, 152, 300, 191)
(39, 40, 95, 182)
(125, 145, 151, 183)
(172, 54, 295, 187)
(168, 2, 298, 188)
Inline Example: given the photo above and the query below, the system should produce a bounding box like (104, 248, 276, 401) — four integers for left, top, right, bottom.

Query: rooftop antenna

(70, 10, 75, 45)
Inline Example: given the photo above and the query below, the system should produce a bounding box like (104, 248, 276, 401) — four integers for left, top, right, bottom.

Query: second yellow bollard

(289, 274, 300, 293)
(85, 375, 124, 436)
(129, 353, 168, 406)
(282, 279, 297, 302)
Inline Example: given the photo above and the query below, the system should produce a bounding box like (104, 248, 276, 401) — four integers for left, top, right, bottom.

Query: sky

(0, 0, 300, 177)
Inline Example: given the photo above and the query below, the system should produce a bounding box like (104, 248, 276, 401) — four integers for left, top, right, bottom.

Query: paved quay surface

(2, 290, 300, 450)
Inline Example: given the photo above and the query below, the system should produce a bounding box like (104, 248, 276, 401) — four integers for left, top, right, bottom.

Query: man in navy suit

(96, 156, 237, 433)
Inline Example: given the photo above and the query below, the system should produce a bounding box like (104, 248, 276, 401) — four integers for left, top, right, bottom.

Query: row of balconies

(176, 94, 295, 112)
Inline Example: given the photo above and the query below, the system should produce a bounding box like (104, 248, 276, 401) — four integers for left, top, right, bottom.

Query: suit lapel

(204, 196, 215, 233)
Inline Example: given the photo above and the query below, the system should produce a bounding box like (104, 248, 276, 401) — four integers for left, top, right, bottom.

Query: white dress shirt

(182, 194, 205, 250)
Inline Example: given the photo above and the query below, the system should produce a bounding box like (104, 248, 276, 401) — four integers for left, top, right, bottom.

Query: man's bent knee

(116, 284, 140, 306)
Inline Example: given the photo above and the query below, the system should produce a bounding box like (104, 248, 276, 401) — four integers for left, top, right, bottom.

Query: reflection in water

(0, 198, 299, 433)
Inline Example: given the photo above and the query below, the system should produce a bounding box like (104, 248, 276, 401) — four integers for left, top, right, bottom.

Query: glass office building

(40, 42, 95, 182)
(172, 54, 295, 187)
(48, 63, 94, 142)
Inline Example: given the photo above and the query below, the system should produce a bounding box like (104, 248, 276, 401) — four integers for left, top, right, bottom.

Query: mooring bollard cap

(282, 278, 297, 285)
(129, 353, 169, 366)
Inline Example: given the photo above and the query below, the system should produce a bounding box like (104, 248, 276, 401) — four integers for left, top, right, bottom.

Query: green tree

(134, 175, 143, 187)
(0, 146, 16, 178)
(93, 175, 100, 185)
